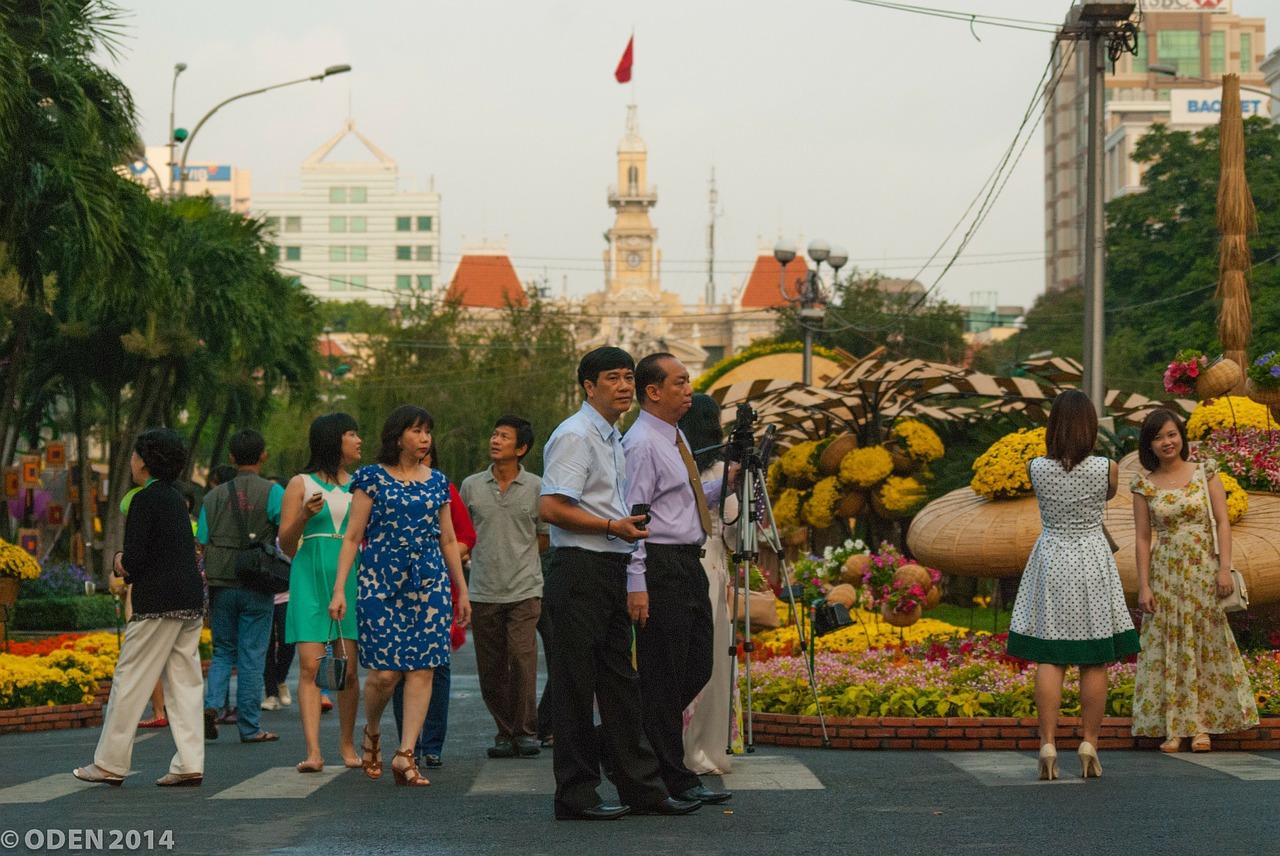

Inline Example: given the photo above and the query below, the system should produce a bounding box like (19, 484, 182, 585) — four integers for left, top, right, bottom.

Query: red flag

(614, 36, 633, 84)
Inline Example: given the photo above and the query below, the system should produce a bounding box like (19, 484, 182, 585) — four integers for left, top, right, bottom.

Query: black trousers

(536, 551, 555, 741)
(262, 601, 295, 693)
(636, 543, 714, 795)
(546, 547, 666, 812)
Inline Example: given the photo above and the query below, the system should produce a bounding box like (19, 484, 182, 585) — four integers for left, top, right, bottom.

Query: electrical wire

(838, 0, 1060, 34)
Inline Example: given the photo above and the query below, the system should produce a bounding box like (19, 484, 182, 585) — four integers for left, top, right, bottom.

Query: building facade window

(417, 275, 432, 290)
(1241, 34, 1252, 72)
(416, 245, 433, 262)
(329, 216, 346, 232)
(417, 216, 432, 231)
(1156, 31, 1200, 77)
(263, 216, 280, 233)
(1209, 31, 1225, 75)
(330, 246, 347, 262)
(396, 274, 412, 290)
(350, 275, 367, 290)
(350, 187, 367, 203)
(284, 216, 302, 232)
(330, 187, 347, 203)
(350, 216, 367, 233)
(330, 275, 346, 291)
(350, 246, 367, 262)
(1132, 33, 1147, 73)
(396, 245, 412, 261)
(284, 246, 301, 261)
(396, 216, 412, 231)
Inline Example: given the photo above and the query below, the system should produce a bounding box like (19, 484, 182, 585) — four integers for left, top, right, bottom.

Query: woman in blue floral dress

(330, 405, 471, 787)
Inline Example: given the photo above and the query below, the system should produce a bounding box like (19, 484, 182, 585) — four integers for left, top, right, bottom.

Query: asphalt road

(2, 642, 1278, 856)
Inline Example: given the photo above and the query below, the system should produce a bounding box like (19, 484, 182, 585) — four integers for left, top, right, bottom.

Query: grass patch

(926, 603, 1011, 634)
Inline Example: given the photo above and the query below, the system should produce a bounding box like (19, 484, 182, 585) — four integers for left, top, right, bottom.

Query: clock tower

(603, 104, 664, 301)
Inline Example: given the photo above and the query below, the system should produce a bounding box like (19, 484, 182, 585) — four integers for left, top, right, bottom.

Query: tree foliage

(770, 271, 966, 364)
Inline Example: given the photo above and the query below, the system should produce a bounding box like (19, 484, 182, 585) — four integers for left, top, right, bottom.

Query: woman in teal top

(279, 413, 363, 773)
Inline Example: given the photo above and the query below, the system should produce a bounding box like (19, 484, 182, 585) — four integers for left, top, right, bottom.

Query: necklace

(388, 463, 417, 485)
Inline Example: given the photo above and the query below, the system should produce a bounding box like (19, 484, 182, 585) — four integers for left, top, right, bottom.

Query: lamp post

(177, 64, 352, 195)
(774, 238, 847, 386)
(167, 62, 187, 198)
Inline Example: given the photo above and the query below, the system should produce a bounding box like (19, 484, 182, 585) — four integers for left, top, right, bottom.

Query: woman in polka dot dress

(1006, 390, 1140, 780)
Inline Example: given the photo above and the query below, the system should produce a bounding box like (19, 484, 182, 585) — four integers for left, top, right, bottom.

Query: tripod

(721, 408, 831, 754)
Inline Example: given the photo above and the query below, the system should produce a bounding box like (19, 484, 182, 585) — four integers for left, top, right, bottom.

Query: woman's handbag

(315, 623, 349, 691)
(1199, 464, 1248, 613)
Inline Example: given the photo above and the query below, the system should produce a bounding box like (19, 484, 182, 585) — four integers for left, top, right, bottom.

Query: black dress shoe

(631, 797, 702, 816)
(554, 802, 630, 821)
(677, 785, 733, 805)
(203, 707, 218, 741)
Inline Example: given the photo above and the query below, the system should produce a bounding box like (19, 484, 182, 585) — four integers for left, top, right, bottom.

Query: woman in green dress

(280, 413, 363, 772)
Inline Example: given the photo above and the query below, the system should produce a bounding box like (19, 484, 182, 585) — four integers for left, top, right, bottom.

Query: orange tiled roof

(740, 254, 810, 308)
(445, 254, 527, 308)
(316, 338, 350, 358)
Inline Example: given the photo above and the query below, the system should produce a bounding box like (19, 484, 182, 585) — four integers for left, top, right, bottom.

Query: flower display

(891, 418, 944, 462)
(1186, 396, 1272, 440)
(1217, 472, 1249, 524)
(0, 537, 42, 580)
(1164, 349, 1207, 396)
(839, 445, 893, 488)
(803, 476, 842, 530)
(878, 475, 928, 517)
(1248, 351, 1280, 391)
(766, 460, 785, 495)
(969, 427, 1047, 500)
(779, 440, 820, 482)
(772, 488, 803, 530)
(1201, 428, 1280, 493)
(751, 607, 971, 659)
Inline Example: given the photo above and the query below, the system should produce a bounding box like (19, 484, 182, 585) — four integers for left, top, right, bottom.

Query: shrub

(12, 596, 120, 631)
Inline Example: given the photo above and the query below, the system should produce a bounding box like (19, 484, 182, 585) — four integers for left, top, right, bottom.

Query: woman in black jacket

(74, 428, 207, 787)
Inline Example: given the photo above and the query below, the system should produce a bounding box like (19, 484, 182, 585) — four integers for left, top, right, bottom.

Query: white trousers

(94, 617, 204, 777)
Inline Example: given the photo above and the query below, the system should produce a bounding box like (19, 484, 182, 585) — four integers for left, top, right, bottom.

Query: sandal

(296, 760, 324, 773)
(1192, 733, 1212, 753)
(1159, 737, 1183, 754)
(239, 731, 279, 743)
(73, 764, 124, 787)
(361, 725, 383, 780)
(391, 749, 430, 787)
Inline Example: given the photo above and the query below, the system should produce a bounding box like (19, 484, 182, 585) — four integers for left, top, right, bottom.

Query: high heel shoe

(1038, 744, 1058, 781)
(1159, 737, 1183, 754)
(391, 749, 430, 787)
(361, 725, 383, 780)
(1192, 733, 1211, 753)
(1078, 742, 1102, 778)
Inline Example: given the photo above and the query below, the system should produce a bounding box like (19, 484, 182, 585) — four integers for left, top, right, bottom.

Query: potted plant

(1163, 349, 1207, 396)
(0, 537, 42, 625)
(1246, 351, 1280, 407)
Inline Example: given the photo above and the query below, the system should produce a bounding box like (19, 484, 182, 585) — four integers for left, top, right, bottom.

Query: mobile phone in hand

(630, 503, 651, 526)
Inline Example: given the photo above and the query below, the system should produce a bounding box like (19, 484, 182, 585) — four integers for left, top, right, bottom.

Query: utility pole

(706, 168, 720, 306)
(1057, 3, 1137, 408)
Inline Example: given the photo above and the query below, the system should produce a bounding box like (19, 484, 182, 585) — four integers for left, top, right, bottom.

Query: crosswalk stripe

(467, 759, 554, 796)
(715, 755, 824, 790)
(0, 773, 129, 804)
(1166, 753, 1280, 780)
(936, 752, 1084, 787)
(208, 766, 347, 799)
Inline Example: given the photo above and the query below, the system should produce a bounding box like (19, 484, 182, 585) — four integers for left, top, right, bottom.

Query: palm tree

(0, 0, 139, 463)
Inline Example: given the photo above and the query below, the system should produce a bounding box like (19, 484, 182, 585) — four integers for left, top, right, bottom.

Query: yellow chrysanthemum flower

(1218, 471, 1249, 524)
(840, 445, 894, 488)
(1187, 396, 1272, 440)
(0, 538, 42, 580)
(878, 475, 928, 516)
(780, 440, 820, 483)
(893, 418, 945, 462)
(970, 427, 1047, 500)
(804, 477, 843, 530)
(773, 488, 803, 530)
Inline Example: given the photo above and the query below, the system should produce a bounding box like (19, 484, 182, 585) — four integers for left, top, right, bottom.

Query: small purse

(315, 622, 350, 691)
(1200, 464, 1248, 613)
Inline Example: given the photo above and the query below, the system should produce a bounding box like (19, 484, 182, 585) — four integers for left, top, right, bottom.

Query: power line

(839, 0, 1060, 34)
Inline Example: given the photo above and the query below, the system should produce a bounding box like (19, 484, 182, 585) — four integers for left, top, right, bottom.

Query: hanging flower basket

(818, 433, 859, 477)
(880, 602, 922, 628)
(836, 490, 867, 518)
(1196, 357, 1241, 400)
(1247, 381, 1280, 408)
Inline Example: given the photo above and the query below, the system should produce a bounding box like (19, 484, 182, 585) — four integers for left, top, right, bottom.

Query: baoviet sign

(1169, 87, 1269, 124)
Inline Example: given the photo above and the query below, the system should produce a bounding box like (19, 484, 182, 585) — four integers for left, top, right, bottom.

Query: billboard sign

(172, 164, 232, 182)
(1139, 0, 1231, 10)
(1169, 87, 1270, 125)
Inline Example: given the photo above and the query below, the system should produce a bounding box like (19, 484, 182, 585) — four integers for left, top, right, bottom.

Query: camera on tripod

(726, 402, 756, 465)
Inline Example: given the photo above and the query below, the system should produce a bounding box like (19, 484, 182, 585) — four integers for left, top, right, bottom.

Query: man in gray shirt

(460, 415, 550, 760)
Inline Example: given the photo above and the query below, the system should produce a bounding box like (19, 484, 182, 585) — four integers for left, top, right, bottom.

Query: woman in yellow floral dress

(1131, 409, 1257, 752)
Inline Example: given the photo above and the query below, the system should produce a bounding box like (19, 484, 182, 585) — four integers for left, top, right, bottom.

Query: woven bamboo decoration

(1216, 74, 1257, 393)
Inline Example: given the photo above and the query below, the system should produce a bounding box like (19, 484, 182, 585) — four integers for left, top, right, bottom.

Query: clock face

(626, 252, 643, 269)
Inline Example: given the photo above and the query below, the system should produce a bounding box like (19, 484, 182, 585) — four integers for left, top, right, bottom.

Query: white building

(122, 146, 252, 213)
(254, 120, 440, 306)
(1043, 1, 1267, 294)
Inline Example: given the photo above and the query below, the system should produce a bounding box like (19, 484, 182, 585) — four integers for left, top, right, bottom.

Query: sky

(105, 0, 1278, 312)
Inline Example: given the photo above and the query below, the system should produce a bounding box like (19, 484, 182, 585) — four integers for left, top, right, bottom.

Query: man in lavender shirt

(622, 353, 732, 807)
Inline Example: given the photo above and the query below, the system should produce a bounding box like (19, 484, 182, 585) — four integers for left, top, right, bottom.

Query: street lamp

(1147, 64, 1273, 100)
(775, 238, 847, 386)
(177, 63, 352, 195)
(167, 62, 187, 197)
